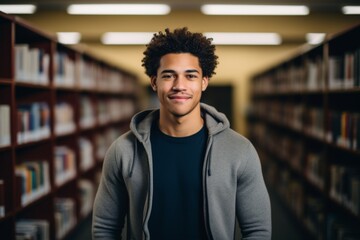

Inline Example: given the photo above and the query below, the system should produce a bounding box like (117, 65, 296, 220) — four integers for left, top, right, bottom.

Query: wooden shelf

(249, 23, 360, 240)
(0, 12, 139, 240)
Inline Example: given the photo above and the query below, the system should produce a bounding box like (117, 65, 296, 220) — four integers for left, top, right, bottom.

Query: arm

(92, 141, 129, 239)
(236, 142, 271, 240)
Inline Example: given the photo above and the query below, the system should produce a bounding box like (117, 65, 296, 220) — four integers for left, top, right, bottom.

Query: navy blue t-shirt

(149, 121, 208, 240)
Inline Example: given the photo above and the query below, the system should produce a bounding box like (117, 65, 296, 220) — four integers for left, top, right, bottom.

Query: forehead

(158, 53, 201, 70)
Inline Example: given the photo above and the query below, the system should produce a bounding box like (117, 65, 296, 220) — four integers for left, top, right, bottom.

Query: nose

(172, 75, 186, 91)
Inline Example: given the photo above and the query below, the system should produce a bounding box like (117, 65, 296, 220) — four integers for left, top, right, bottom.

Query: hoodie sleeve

(236, 141, 272, 240)
(92, 141, 129, 239)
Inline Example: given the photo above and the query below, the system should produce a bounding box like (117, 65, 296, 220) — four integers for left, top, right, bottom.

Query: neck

(158, 109, 204, 137)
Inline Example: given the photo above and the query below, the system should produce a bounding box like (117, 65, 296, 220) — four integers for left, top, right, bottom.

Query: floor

(67, 189, 306, 240)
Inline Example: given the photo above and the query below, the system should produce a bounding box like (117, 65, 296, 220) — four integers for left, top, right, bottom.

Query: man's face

(151, 53, 208, 119)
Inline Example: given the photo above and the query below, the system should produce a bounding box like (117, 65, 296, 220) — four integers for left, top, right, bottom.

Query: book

(54, 146, 76, 186)
(79, 96, 96, 129)
(79, 137, 94, 172)
(54, 102, 76, 136)
(0, 104, 11, 147)
(0, 179, 5, 218)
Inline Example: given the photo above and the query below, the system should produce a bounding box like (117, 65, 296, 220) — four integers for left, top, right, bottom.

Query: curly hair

(142, 27, 218, 78)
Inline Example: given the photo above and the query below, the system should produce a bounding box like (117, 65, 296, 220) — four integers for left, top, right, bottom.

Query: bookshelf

(0, 12, 139, 240)
(248, 23, 360, 240)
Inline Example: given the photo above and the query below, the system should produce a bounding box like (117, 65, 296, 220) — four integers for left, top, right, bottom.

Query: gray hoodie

(92, 103, 271, 240)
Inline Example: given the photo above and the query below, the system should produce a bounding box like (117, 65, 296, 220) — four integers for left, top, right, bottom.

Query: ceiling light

(0, 4, 36, 14)
(342, 6, 360, 15)
(57, 32, 81, 45)
(306, 33, 326, 45)
(204, 32, 282, 45)
(67, 4, 170, 15)
(101, 32, 155, 45)
(201, 4, 309, 16)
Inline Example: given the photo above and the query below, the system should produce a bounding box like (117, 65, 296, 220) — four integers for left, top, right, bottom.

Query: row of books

(252, 56, 326, 94)
(330, 164, 360, 216)
(0, 180, 4, 218)
(16, 219, 50, 240)
(328, 49, 360, 90)
(251, 102, 326, 140)
(78, 179, 95, 217)
(15, 161, 50, 207)
(55, 99, 135, 134)
(251, 101, 303, 131)
(17, 102, 51, 144)
(54, 198, 76, 239)
(54, 52, 131, 92)
(252, 48, 360, 94)
(54, 146, 76, 187)
(14, 49, 137, 93)
(326, 111, 360, 151)
(252, 104, 360, 152)
(0, 105, 10, 147)
(15, 44, 50, 85)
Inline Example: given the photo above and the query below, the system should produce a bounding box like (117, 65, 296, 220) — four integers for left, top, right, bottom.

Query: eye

(161, 73, 176, 79)
(187, 74, 198, 79)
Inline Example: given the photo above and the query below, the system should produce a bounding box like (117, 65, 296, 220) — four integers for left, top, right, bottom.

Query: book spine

(17, 102, 50, 144)
(0, 180, 5, 218)
(0, 105, 11, 147)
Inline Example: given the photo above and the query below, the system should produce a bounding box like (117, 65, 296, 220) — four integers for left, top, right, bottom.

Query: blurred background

(0, 0, 359, 239)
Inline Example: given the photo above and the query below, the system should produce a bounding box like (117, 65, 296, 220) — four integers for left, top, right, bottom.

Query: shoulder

(104, 130, 136, 166)
(215, 128, 253, 151)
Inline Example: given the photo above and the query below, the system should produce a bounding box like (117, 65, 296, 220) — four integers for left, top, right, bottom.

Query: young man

(92, 27, 271, 240)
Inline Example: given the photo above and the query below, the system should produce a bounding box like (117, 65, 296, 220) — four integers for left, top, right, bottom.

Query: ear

(202, 77, 209, 92)
(150, 76, 157, 91)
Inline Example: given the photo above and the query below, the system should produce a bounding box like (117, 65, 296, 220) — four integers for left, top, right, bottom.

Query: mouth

(168, 94, 192, 102)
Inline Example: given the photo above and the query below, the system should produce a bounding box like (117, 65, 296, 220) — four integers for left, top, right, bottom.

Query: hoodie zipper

(142, 141, 152, 240)
(203, 135, 214, 240)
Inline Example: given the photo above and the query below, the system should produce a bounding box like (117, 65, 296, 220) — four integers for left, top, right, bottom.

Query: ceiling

(3, 0, 360, 12)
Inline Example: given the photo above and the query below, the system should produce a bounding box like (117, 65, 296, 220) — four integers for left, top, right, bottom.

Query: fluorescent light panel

(0, 4, 36, 14)
(67, 4, 170, 15)
(201, 4, 309, 15)
(102, 32, 155, 45)
(306, 33, 326, 45)
(102, 32, 282, 46)
(57, 32, 81, 45)
(342, 6, 360, 15)
(204, 32, 282, 45)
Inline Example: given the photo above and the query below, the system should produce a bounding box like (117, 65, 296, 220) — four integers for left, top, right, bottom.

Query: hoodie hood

(129, 103, 230, 142)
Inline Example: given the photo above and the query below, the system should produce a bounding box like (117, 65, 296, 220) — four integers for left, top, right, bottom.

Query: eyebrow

(160, 69, 200, 74)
